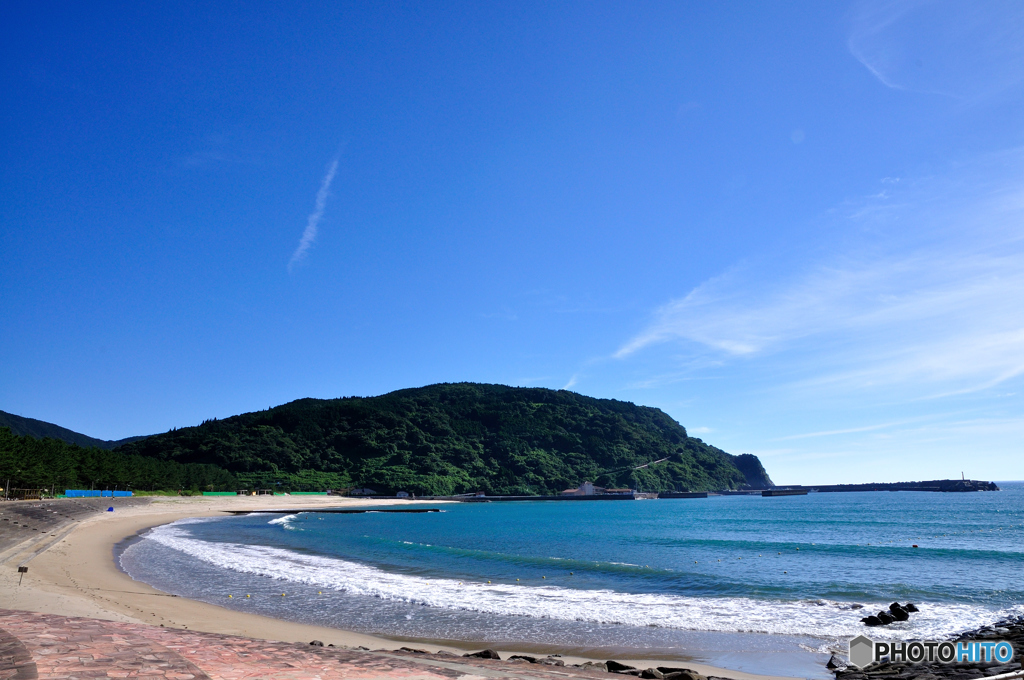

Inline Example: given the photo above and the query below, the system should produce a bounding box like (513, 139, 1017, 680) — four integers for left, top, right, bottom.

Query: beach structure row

(64, 489, 134, 498)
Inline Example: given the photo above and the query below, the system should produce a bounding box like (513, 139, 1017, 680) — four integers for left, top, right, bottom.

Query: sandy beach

(0, 495, 795, 680)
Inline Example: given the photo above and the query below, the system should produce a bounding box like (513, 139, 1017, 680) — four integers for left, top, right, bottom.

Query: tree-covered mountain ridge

(119, 383, 774, 494)
(0, 409, 148, 450)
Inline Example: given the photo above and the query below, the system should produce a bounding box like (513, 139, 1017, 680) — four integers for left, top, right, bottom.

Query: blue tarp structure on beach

(64, 490, 133, 497)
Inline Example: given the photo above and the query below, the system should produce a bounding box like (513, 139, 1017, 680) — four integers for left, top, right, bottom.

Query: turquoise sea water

(119, 483, 1024, 678)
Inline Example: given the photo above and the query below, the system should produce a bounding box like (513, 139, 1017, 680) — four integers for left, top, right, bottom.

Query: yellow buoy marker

(542, 576, 546, 579)
(228, 595, 232, 598)
(247, 594, 250, 598)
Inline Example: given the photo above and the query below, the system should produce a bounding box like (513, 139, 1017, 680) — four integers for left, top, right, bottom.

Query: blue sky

(3, 1, 1023, 484)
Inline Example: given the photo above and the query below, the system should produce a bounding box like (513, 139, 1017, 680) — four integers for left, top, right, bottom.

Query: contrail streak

(288, 158, 339, 272)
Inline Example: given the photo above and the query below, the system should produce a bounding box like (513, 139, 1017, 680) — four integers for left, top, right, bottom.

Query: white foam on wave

(137, 519, 1022, 640)
(266, 514, 297, 528)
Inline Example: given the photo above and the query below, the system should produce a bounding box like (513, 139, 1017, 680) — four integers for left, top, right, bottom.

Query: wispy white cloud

(848, 0, 1024, 101)
(616, 151, 1024, 404)
(288, 158, 339, 272)
(776, 418, 926, 441)
(562, 374, 579, 390)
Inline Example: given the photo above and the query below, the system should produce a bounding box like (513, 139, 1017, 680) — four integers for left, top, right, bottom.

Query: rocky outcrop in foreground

(834, 614, 1024, 680)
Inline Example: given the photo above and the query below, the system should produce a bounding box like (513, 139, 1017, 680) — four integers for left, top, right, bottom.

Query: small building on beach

(348, 488, 379, 496)
(561, 481, 600, 496)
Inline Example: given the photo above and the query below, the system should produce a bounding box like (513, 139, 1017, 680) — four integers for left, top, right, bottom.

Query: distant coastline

(773, 479, 1000, 493)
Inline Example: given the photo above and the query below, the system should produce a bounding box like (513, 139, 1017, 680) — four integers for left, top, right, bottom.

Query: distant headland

(774, 479, 1000, 493)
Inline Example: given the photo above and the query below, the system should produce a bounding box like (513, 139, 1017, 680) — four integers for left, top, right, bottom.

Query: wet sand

(0, 495, 797, 680)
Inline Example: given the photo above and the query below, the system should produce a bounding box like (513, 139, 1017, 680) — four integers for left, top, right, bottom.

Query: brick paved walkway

(0, 609, 630, 680)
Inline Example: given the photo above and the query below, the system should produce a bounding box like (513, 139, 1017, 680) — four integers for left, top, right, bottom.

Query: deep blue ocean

(119, 483, 1024, 678)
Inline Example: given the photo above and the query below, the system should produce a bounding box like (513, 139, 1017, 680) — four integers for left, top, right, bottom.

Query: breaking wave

(131, 518, 1020, 640)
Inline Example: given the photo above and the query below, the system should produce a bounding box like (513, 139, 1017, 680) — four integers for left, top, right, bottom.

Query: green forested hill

(0, 427, 235, 492)
(118, 383, 772, 494)
(0, 409, 148, 450)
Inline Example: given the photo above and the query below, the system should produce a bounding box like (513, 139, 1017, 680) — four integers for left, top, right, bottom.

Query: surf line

(227, 508, 442, 515)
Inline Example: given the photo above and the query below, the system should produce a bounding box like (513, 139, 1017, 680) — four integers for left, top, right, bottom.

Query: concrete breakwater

(658, 492, 709, 499)
(797, 480, 1000, 493)
(340, 479, 998, 503)
(227, 508, 443, 515)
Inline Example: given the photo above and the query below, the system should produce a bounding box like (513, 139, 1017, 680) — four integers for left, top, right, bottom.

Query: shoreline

(0, 495, 802, 680)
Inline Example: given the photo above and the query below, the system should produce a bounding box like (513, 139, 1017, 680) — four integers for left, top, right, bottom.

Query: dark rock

(309, 640, 324, 646)
(659, 670, 707, 680)
(356, 646, 369, 651)
(608, 661, 639, 673)
(463, 649, 501, 660)
(904, 603, 919, 613)
(889, 605, 910, 621)
(877, 611, 896, 625)
(537, 657, 565, 666)
(581, 661, 609, 671)
(508, 655, 538, 663)
(984, 666, 1015, 676)
(862, 616, 884, 626)
(641, 669, 664, 679)
(434, 651, 459, 657)
(399, 647, 429, 654)
(827, 654, 845, 670)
